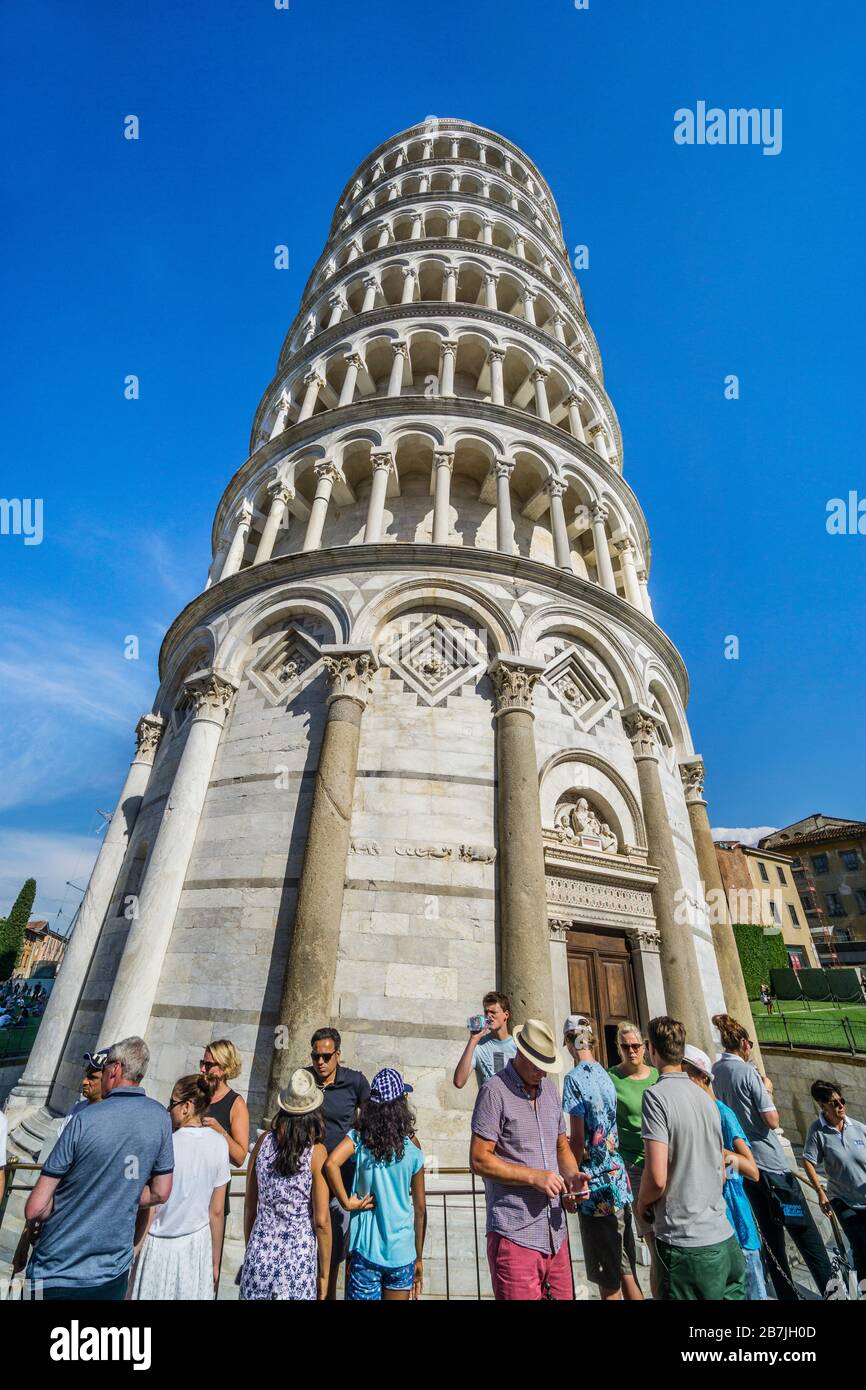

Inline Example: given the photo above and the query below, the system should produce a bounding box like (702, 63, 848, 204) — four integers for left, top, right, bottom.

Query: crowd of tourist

(4, 993, 865, 1303)
(0, 980, 48, 1030)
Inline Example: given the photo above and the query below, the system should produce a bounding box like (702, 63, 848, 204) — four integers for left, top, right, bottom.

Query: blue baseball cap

(369, 1067, 413, 1103)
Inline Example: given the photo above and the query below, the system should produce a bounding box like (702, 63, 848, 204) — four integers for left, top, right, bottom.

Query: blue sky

(1, 1, 864, 923)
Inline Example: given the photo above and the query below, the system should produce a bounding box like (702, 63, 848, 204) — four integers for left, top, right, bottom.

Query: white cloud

(0, 829, 102, 928)
(711, 826, 778, 847)
(0, 606, 155, 809)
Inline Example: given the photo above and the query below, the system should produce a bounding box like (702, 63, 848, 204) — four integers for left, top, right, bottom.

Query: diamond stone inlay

(381, 614, 485, 706)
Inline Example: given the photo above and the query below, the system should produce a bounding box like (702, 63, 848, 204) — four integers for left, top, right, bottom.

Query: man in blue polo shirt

(25, 1035, 174, 1300)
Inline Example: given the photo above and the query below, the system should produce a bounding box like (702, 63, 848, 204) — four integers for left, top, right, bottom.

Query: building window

(811, 854, 829, 875)
(840, 849, 860, 871)
(787, 948, 806, 968)
(770, 900, 781, 924)
(788, 903, 801, 927)
(758, 861, 770, 883)
(836, 928, 853, 942)
(855, 890, 866, 915)
(825, 893, 846, 918)
(776, 866, 786, 885)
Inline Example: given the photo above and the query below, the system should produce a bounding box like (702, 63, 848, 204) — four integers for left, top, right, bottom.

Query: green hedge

(732, 923, 788, 1000)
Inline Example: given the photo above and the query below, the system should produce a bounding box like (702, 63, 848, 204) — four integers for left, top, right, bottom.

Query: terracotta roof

(760, 822, 866, 849)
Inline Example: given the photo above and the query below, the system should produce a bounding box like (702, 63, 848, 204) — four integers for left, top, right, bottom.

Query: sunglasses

(621, 1042, 643, 1051)
(829, 1098, 846, 1108)
(311, 1050, 336, 1061)
(199, 1059, 220, 1070)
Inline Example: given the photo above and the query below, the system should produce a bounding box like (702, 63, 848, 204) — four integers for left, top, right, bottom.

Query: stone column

(346, 240, 361, 264)
(591, 503, 617, 594)
(388, 339, 408, 396)
(637, 568, 655, 621)
(546, 479, 572, 570)
(483, 273, 498, 310)
(439, 338, 458, 396)
(297, 371, 324, 422)
(266, 649, 378, 1113)
(514, 234, 526, 259)
(622, 707, 713, 1053)
(253, 481, 293, 565)
(97, 673, 238, 1047)
(377, 225, 390, 249)
(625, 926, 667, 1026)
(219, 503, 253, 580)
(481, 217, 494, 246)
(401, 268, 417, 304)
(487, 347, 506, 405)
(363, 452, 392, 543)
(443, 266, 457, 302)
(432, 450, 453, 543)
(552, 313, 567, 344)
(490, 657, 555, 1025)
(7, 715, 165, 1121)
(418, 173, 430, 195)
(302, 462, 339, 552)
(589, 421, 610, 463)
(328, 293, 346, 327)
(522, 290, 537, 325)
(564, 392, 586, 442)
(680, 757, 762, 1067)
(447, 212, 459, 236)
(494, 458, 515, 554)
(615, 537, 643, 608)
(531, 368, 551, 422)
(205, 536, 230, 590)
(269, 390, 292, 440)
(411, 213, 423, 239)
(361, 276, 379, 312)
(338, 352, 363, 407)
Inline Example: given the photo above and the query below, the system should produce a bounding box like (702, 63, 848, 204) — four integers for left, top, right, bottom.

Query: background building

(713, 842, 819, 971)
(7, 119, 752, 1165)
(761, 815, 866, 965)
(12, 921, 66, 981)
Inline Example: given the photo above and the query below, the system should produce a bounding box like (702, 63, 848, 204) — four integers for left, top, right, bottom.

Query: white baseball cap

(683, 1044, 714, 1081)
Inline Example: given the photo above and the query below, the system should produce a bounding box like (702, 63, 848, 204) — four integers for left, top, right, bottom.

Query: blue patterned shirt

(562, 1060, 632, 1215)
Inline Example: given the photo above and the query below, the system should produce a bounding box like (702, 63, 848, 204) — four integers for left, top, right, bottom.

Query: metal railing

(754, 1012, 866, 1055)
(2, 1161, 583, 1301)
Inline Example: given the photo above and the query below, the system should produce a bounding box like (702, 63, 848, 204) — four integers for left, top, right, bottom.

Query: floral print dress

(562, 1060, 633, 1216)
(240, 1132, 317, 1300)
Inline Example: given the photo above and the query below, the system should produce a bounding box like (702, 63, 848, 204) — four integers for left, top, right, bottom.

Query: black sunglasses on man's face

(311, 1050, 336, 1062)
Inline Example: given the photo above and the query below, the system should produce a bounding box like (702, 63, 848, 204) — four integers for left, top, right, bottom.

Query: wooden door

(566, 928, 638, 1067)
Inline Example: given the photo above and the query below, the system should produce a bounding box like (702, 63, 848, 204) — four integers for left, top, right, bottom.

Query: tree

(0, 878, 36, 981)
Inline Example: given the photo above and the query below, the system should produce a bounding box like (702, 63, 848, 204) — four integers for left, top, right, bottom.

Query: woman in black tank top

(201, 1040, 251, 1214)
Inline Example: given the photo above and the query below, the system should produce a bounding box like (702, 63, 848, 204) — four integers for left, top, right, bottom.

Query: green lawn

(748, 998, 866, 1053)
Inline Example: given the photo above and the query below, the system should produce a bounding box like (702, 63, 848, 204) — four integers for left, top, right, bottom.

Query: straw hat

(513, 1018, 562, 1073)
(277, 1067, 324, 1114)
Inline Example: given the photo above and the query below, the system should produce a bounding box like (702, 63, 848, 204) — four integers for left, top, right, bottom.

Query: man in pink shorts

(470, 1017, 586, 1299)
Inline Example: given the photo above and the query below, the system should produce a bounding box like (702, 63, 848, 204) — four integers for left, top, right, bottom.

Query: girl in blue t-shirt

(325, 1068, 426, 1300)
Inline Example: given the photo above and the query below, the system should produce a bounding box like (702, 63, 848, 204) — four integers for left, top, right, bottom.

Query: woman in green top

(608, 1021, 659, 1295)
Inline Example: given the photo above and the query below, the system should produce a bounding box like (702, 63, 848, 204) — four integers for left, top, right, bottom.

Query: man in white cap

(470, 1018, 586, 1299)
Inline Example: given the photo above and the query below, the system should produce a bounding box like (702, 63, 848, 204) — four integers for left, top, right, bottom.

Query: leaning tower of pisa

(9, 119, 754, 1167)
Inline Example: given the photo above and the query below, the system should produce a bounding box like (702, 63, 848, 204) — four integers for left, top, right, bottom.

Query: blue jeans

(743, 1246, 768, 1300)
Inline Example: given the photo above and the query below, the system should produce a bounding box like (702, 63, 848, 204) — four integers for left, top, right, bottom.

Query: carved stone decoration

(621, 703, 661, 759)
(489, 657, 545, 715)
(458, 844, 497, 864)
(322, 648, 378, 708)
(625, 925, 662, 954)
(679, 755, 706, 804)
(248, 622, 324, 705)
(547, 874, 654, 924)
(553, 794, 619, 853)
(350, 839, 381, 856)
(134, 713, 165, 764)
(380, 614, 485, 706)
(184, 670, 238, 723)
(540, 641, 616, 731)
(549, 918, 570, 943)
(395, 843, 452, 859)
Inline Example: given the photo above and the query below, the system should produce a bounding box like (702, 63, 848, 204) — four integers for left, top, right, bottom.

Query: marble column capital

(303, 370, 326, 390)
(549, 918, 570, 943)
(321, 646, 379, 710)
(614, 535, 636, 557)
(433, 450, 454, 471)
(183, 669, 238, 725)
(589, 421, 607, 440)
(402, 266, 417, 281)
(591, 501, 609, 525)
(530, 366, 549, 383)
(314, 460, 341, 486)
(328, 291, 347, 308)
(370, 450, 393, 473)
(488, 655, 546, 716)
(493, 457, 514, 481)
(343, 351, 365, 370)
(487, 346, 506, 363)
(483, 271, 499, 285)
(267, 478, 295, 505)
(679, 755, 707, 805)
(621, 703, 661, 760)
(362, 274, 381, 289)
(134, 713, 165, 764)
(545, 477, 567, 499)
(625, 924, 662, 954)
(563, 390, 583, 407)
(391, 338, 409, 358)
